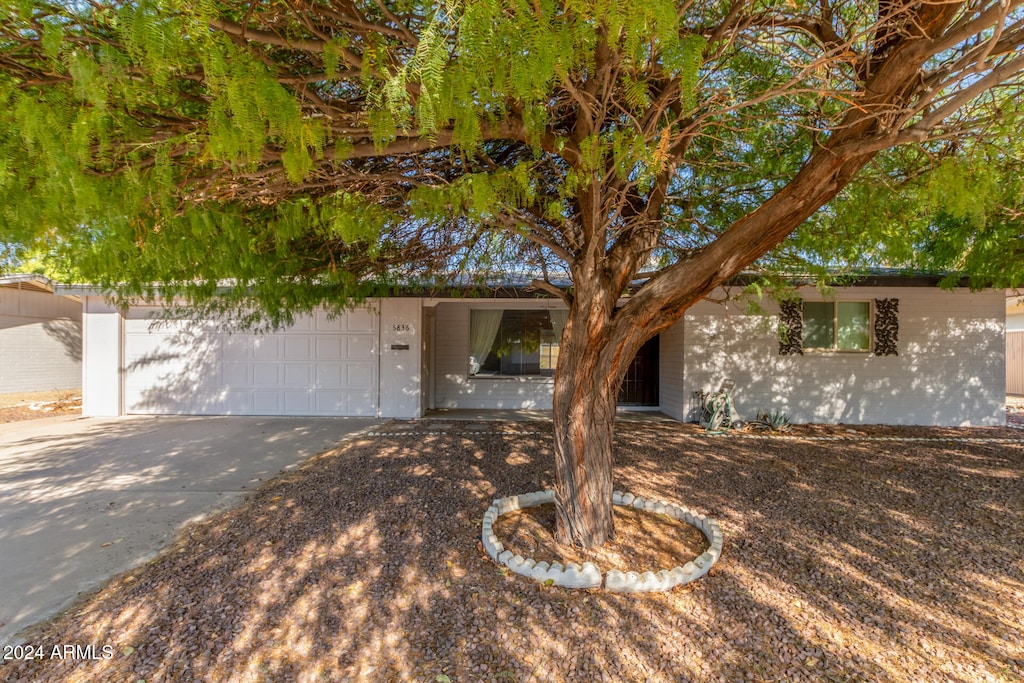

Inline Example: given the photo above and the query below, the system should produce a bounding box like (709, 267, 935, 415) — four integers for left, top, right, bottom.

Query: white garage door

(124, 307, 379, 416)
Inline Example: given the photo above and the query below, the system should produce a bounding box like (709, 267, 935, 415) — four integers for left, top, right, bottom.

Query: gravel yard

(1007, 395, 1024, 428)
(3, 421, 1023, 683)
(0, 390, 81, 422)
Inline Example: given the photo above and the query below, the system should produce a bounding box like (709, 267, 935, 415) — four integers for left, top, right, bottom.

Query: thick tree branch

(530, 278, 571, 304)
(845, 55, 1024, 154)
(208, 18, 330, 54)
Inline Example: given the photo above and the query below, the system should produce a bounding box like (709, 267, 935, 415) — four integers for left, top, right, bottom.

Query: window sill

(801, 348, 872, 355)
(468, 374, 556, 381)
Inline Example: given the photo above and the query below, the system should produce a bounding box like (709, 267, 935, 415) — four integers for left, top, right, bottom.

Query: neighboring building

(0, 275, 82, 394)
(1008, 294, 1024, 332)
(65, 274, 1006, 426)
(1007, 293, 1024, 395)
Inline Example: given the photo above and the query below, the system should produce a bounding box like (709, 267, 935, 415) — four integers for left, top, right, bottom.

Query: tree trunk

(551, 345, 618, 548)
(551, 288, 647, 548)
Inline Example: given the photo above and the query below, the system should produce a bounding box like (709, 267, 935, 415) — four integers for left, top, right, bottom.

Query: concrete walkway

(0, 414, 379, 646)
(423, 408, 678, 422)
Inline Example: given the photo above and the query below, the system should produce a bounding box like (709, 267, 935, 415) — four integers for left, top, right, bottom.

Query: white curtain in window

(469, 310, 503, 375)
(549, 309, 568, 343)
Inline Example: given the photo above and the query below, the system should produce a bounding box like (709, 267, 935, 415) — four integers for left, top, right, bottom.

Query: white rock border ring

(481, 489, 723, 593)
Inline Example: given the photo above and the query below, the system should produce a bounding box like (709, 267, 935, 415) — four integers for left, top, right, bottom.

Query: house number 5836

(393, 323, 411, 332)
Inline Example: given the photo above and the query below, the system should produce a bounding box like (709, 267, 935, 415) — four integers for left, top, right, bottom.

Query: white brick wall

(432, 288, 1005, 425)
(0, 287, 82, 393)
(681, 287, 1005, 426)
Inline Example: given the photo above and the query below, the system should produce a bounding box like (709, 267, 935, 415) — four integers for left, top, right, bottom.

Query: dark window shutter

(779, 300, 804, 355)
(873, 298, 899, 356)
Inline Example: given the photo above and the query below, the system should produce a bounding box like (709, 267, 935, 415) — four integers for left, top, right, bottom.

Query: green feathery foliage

(1, 0, 1015, 551)
(790, 124, 1024, 289)
(0, 0, 1021, 320)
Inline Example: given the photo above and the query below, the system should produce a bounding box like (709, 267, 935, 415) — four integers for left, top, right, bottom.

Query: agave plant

(749, 409, 792, 433)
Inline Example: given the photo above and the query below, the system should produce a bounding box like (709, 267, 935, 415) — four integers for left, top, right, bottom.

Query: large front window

(469, 309, 566, 377)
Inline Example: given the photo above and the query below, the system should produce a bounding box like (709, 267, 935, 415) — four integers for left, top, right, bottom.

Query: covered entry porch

(423, 299, 685, 419)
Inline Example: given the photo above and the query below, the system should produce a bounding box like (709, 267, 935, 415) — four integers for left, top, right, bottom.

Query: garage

(78, 296, 419, 420)
(123, 306, 380, 416)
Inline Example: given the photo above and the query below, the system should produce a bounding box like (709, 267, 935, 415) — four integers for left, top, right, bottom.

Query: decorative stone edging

(481, 490, 723, 593)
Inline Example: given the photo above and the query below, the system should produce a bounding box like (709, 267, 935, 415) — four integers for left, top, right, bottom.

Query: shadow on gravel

(3, 422, 1022, 683)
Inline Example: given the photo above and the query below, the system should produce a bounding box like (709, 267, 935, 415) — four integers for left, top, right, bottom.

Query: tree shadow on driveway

(0, 415, 378, 648)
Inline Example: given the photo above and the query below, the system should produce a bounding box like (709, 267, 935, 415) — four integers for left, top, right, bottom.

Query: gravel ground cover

(3, 421, 1023, 683)
(1007, 396, 1024, 429)
(493, 504, 709, 574)
(0, 390, 81, 422)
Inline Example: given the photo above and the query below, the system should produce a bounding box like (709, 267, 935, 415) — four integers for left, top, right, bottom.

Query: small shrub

(749, 408, 792, 432)
(53, 388, 77, 409)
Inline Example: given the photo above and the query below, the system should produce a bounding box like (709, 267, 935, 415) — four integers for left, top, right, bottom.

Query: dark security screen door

(617, 336, 659, 406)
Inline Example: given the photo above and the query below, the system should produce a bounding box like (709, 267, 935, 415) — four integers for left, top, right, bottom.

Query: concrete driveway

(0, 414, 380, 646)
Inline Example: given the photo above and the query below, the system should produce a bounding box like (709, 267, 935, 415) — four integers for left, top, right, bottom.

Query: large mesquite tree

(2, 0, 1023, 546)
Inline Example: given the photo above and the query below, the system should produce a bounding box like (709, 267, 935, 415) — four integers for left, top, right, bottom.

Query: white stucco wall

(0, 286, 82, 393)
(433, 300, 564, 410)
(82, 296, 122, 415)
(681, 287, 1005, 426)
(379, 298, 424, 419)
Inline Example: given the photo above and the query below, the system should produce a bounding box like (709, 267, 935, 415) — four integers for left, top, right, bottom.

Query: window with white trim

(469, 309, 566, 377)
(802, 301, 871, 352)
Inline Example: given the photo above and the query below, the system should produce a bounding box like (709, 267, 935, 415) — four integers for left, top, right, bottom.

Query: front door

(617, 336, 659, 406)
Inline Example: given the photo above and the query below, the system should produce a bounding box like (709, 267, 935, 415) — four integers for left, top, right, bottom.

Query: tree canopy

(2, 0, 1023, 545)
(2, 1, 1022, 308)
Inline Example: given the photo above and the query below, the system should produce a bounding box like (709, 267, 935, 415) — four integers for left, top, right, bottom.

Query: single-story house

(62, 273, 1006, 426)
(0, 274, 82, 394)
(1007, 292, 1023, 395)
